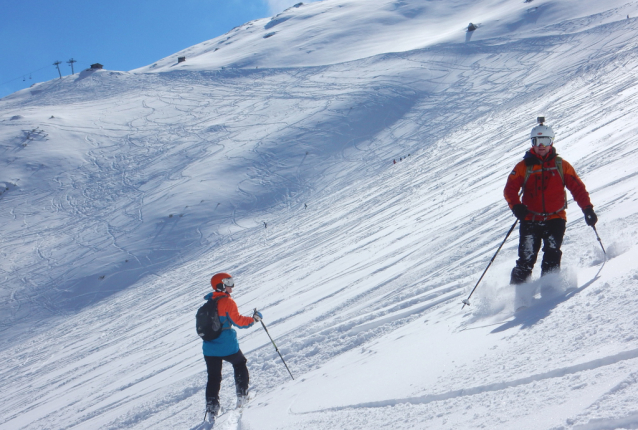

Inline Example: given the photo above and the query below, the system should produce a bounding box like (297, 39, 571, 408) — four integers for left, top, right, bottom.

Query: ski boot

(205, 398, 220, 424)
(236, 388, 250, 408)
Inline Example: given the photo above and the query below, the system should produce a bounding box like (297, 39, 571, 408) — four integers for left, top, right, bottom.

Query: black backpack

(196, 297, 223, 341)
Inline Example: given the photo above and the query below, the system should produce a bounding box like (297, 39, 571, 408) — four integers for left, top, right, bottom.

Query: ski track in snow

(294, 345, 638, 414)
(2, 1, 638, 429)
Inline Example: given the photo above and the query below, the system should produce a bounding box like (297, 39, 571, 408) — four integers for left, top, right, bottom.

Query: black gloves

(583, 206, 598, 226)
(512, 204, 529, 221)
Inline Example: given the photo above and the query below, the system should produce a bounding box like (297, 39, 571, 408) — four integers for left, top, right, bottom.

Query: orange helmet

(211, 272, 234, 291)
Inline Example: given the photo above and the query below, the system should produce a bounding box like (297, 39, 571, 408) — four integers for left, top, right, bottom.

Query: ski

(195, 392, 255, 429)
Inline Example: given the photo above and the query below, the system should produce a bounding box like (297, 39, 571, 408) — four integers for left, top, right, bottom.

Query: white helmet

(530, 124, 555, 147)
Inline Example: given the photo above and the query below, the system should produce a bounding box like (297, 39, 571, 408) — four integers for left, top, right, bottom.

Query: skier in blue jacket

(202, 273, 262, 424)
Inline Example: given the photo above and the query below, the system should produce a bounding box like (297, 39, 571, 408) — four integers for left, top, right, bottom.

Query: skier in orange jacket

(202, 273, 262, 422)
(504, 119, 597, 285)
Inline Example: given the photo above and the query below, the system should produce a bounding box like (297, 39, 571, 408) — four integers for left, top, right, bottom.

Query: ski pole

(592, 225, 606, 256)
(461, 219, 518, 309)
(255, 309, 295, 380)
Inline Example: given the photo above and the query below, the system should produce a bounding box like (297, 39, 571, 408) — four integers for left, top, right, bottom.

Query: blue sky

(0, 0, 303, 99)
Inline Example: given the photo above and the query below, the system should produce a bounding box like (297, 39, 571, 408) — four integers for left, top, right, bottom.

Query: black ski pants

(204, 350, 249, 404)
(510, 218, 566, 285)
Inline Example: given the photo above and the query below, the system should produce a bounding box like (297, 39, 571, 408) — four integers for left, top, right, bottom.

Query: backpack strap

(212, 296, 233, 330)
(555, 156, 564, 185)
(521, 164, 533, 197)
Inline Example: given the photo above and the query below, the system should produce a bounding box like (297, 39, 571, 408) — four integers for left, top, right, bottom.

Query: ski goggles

(531, 136, 553, 147)
(221, 277, 234, 288)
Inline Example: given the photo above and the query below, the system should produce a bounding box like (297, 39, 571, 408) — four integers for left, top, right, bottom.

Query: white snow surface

(1, 0, 638, 429)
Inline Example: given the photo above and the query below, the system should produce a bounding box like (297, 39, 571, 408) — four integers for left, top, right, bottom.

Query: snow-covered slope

(1, 0, 638, 429)
(134, 0, 638, 71)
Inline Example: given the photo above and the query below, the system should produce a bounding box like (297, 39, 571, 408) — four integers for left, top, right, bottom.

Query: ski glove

(512, 204, 529, 221)
(583, 206, 597, 226)
(253, 310, 263, 322)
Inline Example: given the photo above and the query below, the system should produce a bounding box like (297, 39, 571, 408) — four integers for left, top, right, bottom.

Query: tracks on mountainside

(293, 347, 638, 415)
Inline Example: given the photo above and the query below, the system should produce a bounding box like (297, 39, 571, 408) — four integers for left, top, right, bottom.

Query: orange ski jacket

(504, 148, 592, 221)
(202, 291, 255, 357)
